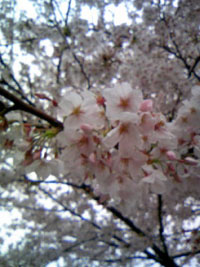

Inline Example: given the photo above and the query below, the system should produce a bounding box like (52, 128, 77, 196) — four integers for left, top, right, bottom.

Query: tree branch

(38, 186, 129, 248)
(17, 176, 179, 266)
(72, 52, 91, 89)
(0, 77, 35, 106)
(39, 187, 102, 230)
(102, 255, 148, 263)
(188, 56, 200, 78)
(79, 183, 180, 267)
(160, 44, 200, 81)
(106, 206, 146, 236)
(173, 250, 200, 259)
(158, 17, 200, 81)
(0, 54, 23, 93)
(158, 195, 169, 255)
(0, 86, 63, 129)
(65, 0, 72, 26)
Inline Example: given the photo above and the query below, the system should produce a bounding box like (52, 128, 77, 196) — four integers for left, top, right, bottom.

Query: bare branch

(39, 187, 102, 230)
(72, 52, 91, 89)
(65, 0, 72, 26)
(159, 17, 200, 81)
(188, 56, 200, 78)
(102, 255, 148, 263)
(173, 250, 200, 259)
(0, 54, 23, 92)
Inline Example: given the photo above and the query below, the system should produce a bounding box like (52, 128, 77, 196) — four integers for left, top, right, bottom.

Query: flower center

(181, 116, 188, 124)
(71, 105, 83, 116)
(119, 123, 129, 134)
(118, 97, 130, 110)
(121, 157, 129, 166)
(79, 135, 89, 146)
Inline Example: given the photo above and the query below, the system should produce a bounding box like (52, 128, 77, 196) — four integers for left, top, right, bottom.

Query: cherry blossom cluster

(56, 83, 200, 208)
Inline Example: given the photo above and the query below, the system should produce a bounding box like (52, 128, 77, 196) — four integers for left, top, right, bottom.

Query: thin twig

(72, 52, 91, 89)
(173, 250, 200, 259)
(40, 187, 101, 229)
(0, 54, 23, 92)
(65, 0, 72, 26)
(0, 78, 34, 106)
(159, 17, 200, 81)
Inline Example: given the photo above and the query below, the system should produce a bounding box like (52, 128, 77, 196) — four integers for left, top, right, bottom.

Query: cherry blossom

(58, 91, 105, 130)
(55, 82, 200, 213)
(103, 82, 143, 122)
(1, 1, 200, 266)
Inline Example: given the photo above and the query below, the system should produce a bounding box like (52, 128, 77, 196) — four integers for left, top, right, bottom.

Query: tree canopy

(0, 0, 200, 266)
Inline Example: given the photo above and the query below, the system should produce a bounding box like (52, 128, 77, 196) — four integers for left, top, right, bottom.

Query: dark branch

(63, 236, 98, 253)
(102, 255, 148, 263)
(188, 56, 200, 78)
(160, 44, 200, 81)
(65, 0, 72, 26)
(107, 206, 146, 236)
(72, 52, 91, 89)
(56, 48, 66, 84)
(39, 186, 128, 248)
(0, 86, 63, 129)
(16, 177, 180, 266)
(50, 0, 66, 40)
(79, 183, 180, 267)
(158, 195, 168, 255)
(0, 78, 35, 106)
(173, 250, 200, 259)
(0, 54, 35, 105)
(0, 54, 22, 93)
(158, 15, 200, 81)
(40, 187, 102, 230)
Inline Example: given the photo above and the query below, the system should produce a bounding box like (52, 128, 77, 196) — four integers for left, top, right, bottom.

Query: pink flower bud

(80, 123, 93, 133)
(184, 157, 199, 166)
(140, 99, 153, 112)
(89, 152, 96, 163)
(166, 151, 177, 160)
(96, 95, 105, 106)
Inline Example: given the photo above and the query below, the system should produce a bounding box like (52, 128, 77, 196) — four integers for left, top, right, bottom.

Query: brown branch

(0, 78, 35, 106)
(0, 86, 63, 129)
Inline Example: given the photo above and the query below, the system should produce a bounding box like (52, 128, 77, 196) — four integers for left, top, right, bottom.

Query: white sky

(16, 0, 132, 25)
